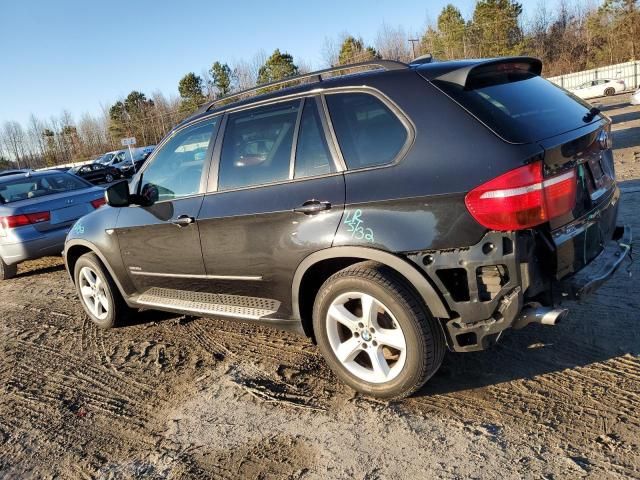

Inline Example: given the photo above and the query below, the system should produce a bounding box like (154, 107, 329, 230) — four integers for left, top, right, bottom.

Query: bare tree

(375, 23, 412, 62)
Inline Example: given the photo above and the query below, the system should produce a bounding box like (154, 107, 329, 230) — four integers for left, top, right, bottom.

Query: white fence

(547, 60, 640, 90)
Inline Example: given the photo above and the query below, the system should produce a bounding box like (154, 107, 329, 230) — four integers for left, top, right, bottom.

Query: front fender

(64, 207, 136, 302)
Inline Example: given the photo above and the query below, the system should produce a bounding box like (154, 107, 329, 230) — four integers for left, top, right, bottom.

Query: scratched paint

(344, 209, 375, 243)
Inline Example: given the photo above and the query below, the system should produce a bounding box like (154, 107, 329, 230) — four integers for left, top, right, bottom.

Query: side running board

(136, 288, 281, 320)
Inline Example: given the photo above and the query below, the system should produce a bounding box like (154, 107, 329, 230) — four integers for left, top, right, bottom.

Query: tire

(0, 258, 18, 280)
(604, 87, 615, 96)
(312, 261, 445, 400)
(105, 174, 114, 183)
(74, 252, 130, 328)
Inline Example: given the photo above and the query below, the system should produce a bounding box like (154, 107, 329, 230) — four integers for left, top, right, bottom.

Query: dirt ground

(1, 93, 639, 480)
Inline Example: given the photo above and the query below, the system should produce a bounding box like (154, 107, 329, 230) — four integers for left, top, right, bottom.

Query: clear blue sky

(0, 0, 547, 127)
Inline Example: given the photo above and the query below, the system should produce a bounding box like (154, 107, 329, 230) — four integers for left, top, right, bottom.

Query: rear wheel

(0, 258, 18, 280)
(74, 252, 130, 328)
(105, 173, 114, 183)
(312, 261, 445, 400)
(604, 87, 615, 96)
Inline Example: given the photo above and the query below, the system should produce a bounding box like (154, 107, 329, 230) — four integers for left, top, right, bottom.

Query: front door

(115, 116, 220, 293)
(197, 98, 345, 319)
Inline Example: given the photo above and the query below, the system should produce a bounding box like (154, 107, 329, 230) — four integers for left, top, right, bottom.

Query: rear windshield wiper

(583, 107, 600, 123)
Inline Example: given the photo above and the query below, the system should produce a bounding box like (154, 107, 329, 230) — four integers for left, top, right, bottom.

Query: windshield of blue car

(0, 173, 89, 204)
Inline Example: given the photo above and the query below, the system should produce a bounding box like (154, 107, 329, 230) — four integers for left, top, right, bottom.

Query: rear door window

(433, 73, 595, 143)
(218, 101, 300, 190)
(294, 99, 335, 179)
(325, 92, 408, 170)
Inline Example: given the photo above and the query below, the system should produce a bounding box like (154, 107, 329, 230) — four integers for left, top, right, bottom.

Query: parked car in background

(571, 78, 626, 99)
(631, 88, 640, 105)
(0, 171, 105, 279)
(94, 151, 119, 165)
(118, 150, 154, 177)
(0, 169, 31, 177)
(68, 163, 123, 185)
(64, 57, 629, 400)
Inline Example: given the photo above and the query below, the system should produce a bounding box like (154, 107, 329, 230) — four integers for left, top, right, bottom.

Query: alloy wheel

(79, 266, 109, 320)
(325, 291, 407, 384)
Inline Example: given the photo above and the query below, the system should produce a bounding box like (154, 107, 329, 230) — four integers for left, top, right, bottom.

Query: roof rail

(201, 59, 408, 113)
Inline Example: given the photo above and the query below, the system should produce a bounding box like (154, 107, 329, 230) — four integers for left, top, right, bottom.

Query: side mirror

(105, 180, 130, 207)
(138, 182, 159, 206)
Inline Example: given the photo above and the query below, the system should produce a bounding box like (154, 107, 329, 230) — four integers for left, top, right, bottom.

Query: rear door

(196, 97, 345, 318)
(114, 117, 220, 293)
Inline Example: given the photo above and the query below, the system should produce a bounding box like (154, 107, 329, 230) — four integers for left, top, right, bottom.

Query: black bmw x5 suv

(64, 57, 631, 399)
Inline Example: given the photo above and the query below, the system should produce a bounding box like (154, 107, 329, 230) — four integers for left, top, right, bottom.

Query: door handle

(294, 200, 332, 215)
(173, 215, 195, 227)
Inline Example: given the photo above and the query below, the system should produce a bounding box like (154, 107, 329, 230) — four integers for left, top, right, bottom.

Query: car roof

(0, 169, 70, 183)
(175, 56, 540, 130)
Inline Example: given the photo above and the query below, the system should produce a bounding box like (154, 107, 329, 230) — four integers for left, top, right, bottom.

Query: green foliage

(210, 61, 232, 97)
(178, 72, 205, 113)
(470, 0, 523, 57)
(257, 49, 298, 85)
(586, 0, 639, 66)
(422, 5, 467, 59)
(338, 36, 379, 65)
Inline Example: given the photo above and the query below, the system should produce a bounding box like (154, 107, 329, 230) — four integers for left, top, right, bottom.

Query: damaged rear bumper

(407, 224, 632, 353)
(557, 224, 632, 300)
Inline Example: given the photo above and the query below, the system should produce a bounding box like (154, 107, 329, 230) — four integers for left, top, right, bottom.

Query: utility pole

(408, 38, 419, 59)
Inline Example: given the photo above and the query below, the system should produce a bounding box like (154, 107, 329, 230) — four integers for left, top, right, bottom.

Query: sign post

(120, 137, 137, 173)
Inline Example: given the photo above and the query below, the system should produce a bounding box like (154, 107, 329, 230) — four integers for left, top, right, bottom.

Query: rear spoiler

(433, 57, 542, 89)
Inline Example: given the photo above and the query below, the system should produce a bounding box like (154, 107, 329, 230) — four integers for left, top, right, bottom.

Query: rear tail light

(0, 211, 51, 230)
(465, 161, 576, 231)
(91, 197, 106, 209)
(616, 80, 625, 85)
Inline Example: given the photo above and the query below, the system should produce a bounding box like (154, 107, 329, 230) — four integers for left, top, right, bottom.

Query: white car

(571, 79, 626, 100)
(631, 89, 640, 105)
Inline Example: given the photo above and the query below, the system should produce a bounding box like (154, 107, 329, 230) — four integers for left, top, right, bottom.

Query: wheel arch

(292, 247, 450, 339)
(65, 239, 133, 306)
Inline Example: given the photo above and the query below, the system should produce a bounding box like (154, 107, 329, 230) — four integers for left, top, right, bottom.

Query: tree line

(1, 0, 637, 170)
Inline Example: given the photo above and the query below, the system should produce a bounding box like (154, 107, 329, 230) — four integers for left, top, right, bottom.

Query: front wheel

(313, 261, 445, 400)
(105, 173, 114, 183)
(74, 252, 130, 328)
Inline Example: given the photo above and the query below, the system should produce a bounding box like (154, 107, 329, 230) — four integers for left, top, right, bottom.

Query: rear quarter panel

(331, 71, 543, 252)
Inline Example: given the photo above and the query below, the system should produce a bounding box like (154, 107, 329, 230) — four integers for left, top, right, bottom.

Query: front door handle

(294, 200, 332, 215)
(173, 215, 195, 227)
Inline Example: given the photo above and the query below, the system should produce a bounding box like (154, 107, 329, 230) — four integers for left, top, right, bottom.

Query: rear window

(433, 73, 595, 143)
(0, 173, 88, 204)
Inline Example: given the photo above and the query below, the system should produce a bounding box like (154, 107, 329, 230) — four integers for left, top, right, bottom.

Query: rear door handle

(173, 215, 195, 227)
(294, 201, 332, 215)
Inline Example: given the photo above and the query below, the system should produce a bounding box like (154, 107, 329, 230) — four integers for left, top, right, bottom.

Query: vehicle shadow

(612, 126, 640, 149)
(414, 178, 640, 397)
(16, 263, 66, 278)
(599, 100, 630, 112)
(610, 110, 640, 124)
(118, 308, 198, 328)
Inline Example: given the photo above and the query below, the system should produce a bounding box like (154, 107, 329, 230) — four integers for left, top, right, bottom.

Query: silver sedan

(0, 170, 105, 279)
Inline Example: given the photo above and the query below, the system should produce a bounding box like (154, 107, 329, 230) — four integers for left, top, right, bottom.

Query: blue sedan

(0, 170, 105, 279)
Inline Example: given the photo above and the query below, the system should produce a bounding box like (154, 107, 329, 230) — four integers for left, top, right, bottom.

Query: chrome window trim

(213, 99, 302, 192)
(289, 98, 306, 180)
(199, 86, 415, 195)
(321, 86, 416, 174)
